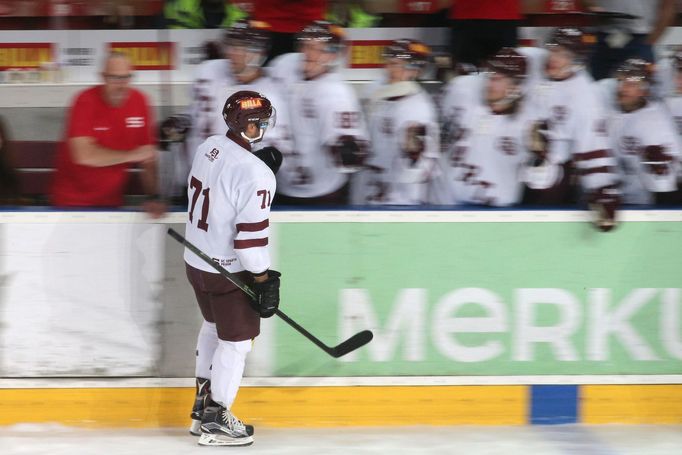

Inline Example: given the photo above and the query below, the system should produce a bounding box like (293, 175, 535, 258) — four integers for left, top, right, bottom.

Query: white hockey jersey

(440, 74, 486, 151)
(609, 101, 680, 204)
(444, 102, 536, 206)
(186, 59, 236, 162)
(354, 81, 441, 205)
(277, 70, 369, 198)
(527, 70, 617, 192)
(664, 96, 682, 136)
(266, 52, 303, 104)
(183, 134, 276, 275)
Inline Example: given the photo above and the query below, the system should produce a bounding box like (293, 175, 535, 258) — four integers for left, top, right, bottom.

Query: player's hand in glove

(642, 145, 672, 175)
(254, 146, 283, 174)
(588, 186, 620, 232)
(251, 270, 281, 318)
(331, 135, 369, 172)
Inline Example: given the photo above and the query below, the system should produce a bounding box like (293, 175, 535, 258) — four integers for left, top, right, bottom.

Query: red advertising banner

(348, 40, 392, 69)
(0, 43, 54, 70)
(108, 42, 174, 70)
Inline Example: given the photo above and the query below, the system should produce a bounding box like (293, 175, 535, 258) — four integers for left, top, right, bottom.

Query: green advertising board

(271, 213, 682, 376)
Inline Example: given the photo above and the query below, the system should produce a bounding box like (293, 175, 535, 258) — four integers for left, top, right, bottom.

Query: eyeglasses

(103, 73, 133, 81)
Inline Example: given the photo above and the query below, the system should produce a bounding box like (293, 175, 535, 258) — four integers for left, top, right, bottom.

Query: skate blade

(198, 433, 254, 447)
(189, 419, 201, 436)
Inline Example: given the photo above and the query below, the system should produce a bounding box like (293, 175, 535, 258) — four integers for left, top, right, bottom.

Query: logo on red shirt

(125, 117, 145, 128)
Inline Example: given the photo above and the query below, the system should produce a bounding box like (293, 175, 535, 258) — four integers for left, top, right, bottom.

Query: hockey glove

(588, 186, 620, 232)
(642, 145, 671, 175)
(251, 270, 281, 318)
(253, 146, 283, 175)
(331, 135, 369, 172)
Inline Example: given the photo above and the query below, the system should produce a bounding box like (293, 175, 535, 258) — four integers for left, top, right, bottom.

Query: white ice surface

(1, 424, 682, 455)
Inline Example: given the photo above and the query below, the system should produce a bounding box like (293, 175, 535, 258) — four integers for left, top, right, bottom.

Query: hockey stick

(167, 228, 373, 358)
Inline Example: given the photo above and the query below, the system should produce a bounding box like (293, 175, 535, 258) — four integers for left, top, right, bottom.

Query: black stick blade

(330, 330, 374, 358)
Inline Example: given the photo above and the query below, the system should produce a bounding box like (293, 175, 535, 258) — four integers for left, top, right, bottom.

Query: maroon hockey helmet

(297, 20, 346, 52)
(546, 27, 595, 61)
(223, 90, 275, 143)
(615, 58, 655, 84)
(382, 39, 431, 70)
(485, 47, 527, 80)
(224, 19, 271, 51)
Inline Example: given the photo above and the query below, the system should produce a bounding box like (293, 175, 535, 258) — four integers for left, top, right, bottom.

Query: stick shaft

(167, 228, 336, 355)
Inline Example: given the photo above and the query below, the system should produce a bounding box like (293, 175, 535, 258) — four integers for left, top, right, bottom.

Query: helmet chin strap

(239, 128, 265, 144)
(241, 128, 265, 144)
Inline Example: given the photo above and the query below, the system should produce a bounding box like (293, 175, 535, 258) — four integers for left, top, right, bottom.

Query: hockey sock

(195, 321, 219, 379)
(210, 339, 252, 409)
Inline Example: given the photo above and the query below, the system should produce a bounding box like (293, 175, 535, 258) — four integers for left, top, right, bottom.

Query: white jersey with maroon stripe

(186, 59, 236, 163)
(277, 71, 369, 198)
(353, 82, 441, 205)
(444, 102, 536, 206)
(609, 101, 680, 204)
(183, 134, 276, 275)
(528, 70, 618, 192)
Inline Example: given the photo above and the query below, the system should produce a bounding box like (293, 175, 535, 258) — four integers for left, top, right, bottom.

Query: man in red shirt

(51, 52, 165, 217)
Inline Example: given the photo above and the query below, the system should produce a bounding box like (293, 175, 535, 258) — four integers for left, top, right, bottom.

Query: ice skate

(198, 406, 254, 446)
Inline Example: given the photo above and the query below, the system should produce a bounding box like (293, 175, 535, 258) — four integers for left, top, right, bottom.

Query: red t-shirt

(252, 0, 326, 33)
(51, 86, 155, 207)
(450, 0, 521, 20)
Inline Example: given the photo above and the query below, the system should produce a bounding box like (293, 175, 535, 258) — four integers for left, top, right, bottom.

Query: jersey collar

(227, 130, 252, 152)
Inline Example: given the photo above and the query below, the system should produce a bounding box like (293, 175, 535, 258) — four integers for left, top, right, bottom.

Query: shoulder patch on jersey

(205, 148, 220, 162)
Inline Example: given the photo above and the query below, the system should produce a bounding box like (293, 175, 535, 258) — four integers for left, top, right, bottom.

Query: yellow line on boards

(582, 385, 682, 424)
(0, 386, 527, 428)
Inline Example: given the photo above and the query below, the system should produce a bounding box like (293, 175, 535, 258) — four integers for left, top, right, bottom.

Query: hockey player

(525, 27, 620, 230)
(274, 21, 369, 205)
(161, 19, 290, 201)
(610, 59, 680, 205)
(353, 39, 441, 205)
(442, 48, 537, 206)
(184, 91, 282, 447)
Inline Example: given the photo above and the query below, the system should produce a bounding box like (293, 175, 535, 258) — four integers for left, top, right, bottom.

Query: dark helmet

(297, 20, 345, 52)
(616, 58, 655, 84)
(224, 19, 271, 51)
(546, 27, 595, 61)
(223, 90, 274, 143)
(382, 39, 431, 70)
(485, 47, 527, 80)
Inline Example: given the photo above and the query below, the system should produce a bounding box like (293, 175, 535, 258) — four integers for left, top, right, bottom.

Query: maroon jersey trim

(236, 219, 269, 233)
(234, 238, 269, 249)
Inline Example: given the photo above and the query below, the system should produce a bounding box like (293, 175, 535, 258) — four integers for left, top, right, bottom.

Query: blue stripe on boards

(530, 385, 579, 425)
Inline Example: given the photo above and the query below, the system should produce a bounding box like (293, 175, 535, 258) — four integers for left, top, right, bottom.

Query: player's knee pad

(218, 339, 252, 357)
